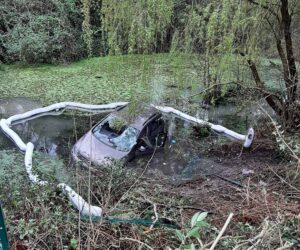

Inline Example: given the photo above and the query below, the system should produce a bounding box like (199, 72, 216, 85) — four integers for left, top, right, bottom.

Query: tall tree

(101, 0, 174, 55)
(243, 0, 299, 128)
(172, 0, 299, 128)
(82, 0, 93, 56)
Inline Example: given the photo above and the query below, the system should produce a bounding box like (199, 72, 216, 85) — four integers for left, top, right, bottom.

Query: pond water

(0, 97, 269, 180)
(0, 98, 79, 156)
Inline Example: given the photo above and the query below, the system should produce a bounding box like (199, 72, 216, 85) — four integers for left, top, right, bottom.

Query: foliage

(70, 238, 78, 249)
(33, 153, 74, 185)
(101, 0, 173, 55)
(82, 0, 93, 56)
(0, 150, 78, 248)
(170, 0, 299, 127)
(108, 117, 127, 133)
(0, 150, 186, 248)
(0, 0, 84, 63)
(170, 1, 252, 103)
(0, 151, 29, 198)
(175, 212, 209, 249)
(0, 54, 200, 105)
(0, 150, 73, 196)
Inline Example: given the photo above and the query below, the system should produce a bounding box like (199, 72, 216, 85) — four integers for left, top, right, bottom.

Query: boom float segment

(153, 105, 254, 148)
(0, 101, 254, 218)
(0, 102, 128, 217)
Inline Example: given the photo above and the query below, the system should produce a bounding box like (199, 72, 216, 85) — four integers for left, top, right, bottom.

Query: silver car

(72, 106, 167, 166)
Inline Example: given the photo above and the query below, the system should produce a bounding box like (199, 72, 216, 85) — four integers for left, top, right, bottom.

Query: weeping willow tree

(80, 0, 299, 127)
(82, 0, 93, 56)
(171, 1, 246, 104)
(82, 0, 105, 57)
(241, 0, 299, 129)
(223, 0, 299, 129)
(172, 0, 299, 128)
(101, 0, 174, 55)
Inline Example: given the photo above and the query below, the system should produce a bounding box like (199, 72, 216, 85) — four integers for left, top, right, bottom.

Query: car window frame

(137, 113, 166, 148)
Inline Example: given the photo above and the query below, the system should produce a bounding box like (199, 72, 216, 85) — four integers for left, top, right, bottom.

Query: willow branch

(246, 0, 279, 20)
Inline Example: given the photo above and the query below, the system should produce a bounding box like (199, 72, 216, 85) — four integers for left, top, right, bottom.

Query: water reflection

(13, 115, 74, 156)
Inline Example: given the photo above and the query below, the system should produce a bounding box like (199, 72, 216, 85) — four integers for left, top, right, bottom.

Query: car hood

(73, 131, 128, 166)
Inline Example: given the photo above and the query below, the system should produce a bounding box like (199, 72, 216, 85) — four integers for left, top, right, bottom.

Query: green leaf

(190, 243, 196, 250)
(70, 239, 77, 249)
(176, 230, 185, 243)
(191, 212, 208, 227)
(191, 212, 200, 227)
(195, 221, 209, 228)
(186, 226, 201, 238)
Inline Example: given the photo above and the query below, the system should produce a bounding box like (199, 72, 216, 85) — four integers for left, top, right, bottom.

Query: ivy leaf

(70, 239, 77, 249)
(186, 226, 200, 238)
(191, 212, 208, 227)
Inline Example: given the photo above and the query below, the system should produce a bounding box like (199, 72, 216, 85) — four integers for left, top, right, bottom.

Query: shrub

(0, 0, 85, 63)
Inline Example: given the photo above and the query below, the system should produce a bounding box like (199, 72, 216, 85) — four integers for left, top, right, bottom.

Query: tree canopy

(0, 0, 299, 127)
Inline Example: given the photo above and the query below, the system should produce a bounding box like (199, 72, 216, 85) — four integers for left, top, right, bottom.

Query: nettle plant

(176, 212, 209, 249)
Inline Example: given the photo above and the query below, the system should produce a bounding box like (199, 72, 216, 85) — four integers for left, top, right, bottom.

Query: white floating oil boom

(0, 102, 128, 217)
(0, 101, 254, 218)
(153, 105, 254, 148)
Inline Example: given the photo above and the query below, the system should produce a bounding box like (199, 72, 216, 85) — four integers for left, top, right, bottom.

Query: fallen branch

(232, 219, 269, 250)
(209, 213, 234, 250)
(267, 165, 300, 193)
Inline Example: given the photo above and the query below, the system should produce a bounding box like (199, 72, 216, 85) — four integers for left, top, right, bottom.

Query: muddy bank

(165, 142, 299, 229)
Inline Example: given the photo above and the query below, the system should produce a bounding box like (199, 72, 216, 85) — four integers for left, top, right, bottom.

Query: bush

(0, 0, 85, 63)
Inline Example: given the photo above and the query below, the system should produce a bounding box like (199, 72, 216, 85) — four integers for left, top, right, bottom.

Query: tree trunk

(240, 52, 284, 116)
(280, 0, 298, 103)
(246, 0, 299, 129)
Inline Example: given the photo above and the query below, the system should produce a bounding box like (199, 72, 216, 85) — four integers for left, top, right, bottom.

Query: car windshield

(93, 115, 139, 152)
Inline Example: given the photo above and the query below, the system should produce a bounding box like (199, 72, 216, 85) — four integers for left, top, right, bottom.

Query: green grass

(0, 54, 201, 105)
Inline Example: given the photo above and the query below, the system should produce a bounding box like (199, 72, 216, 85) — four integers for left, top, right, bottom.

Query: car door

(134, 115, 167, 156)
(146, 115, 167, 147)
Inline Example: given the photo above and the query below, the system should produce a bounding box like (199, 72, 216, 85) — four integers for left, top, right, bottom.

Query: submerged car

(72, 106, 167, 166)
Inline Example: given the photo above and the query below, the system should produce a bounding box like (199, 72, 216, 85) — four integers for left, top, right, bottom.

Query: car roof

(112, 105, 160, 130)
